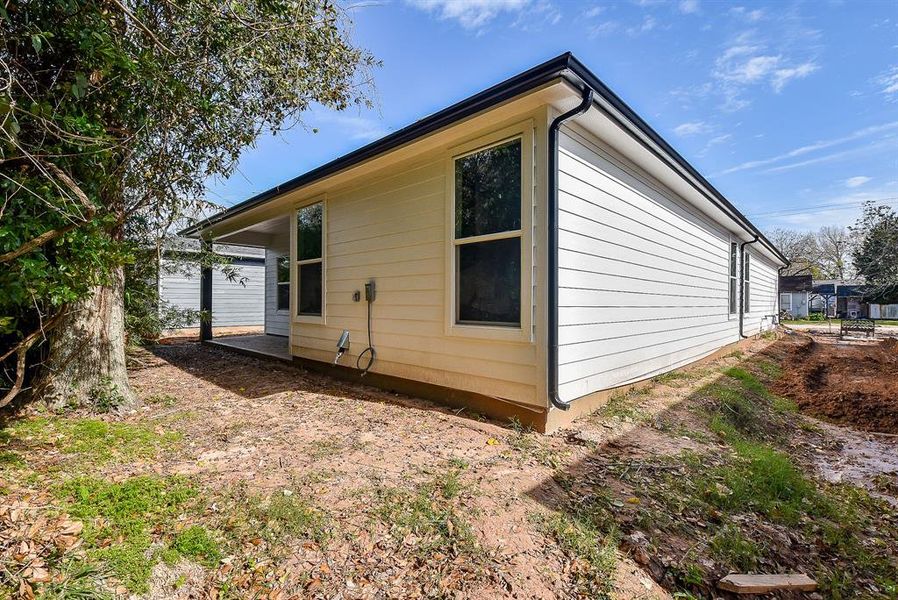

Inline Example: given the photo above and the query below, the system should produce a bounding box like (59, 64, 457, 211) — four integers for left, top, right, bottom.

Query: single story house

(182, 53, 787, 432)
(778, 275, 812, 319)
(158, 240, 265, 330)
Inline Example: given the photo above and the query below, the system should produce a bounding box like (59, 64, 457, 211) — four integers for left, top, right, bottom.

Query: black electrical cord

(356, 295, 375, 376)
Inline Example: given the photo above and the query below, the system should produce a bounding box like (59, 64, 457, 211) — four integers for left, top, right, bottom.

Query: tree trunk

(35, 264, 138, 411)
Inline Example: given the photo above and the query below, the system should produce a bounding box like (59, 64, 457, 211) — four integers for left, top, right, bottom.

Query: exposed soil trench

(772, 335, 898, 434)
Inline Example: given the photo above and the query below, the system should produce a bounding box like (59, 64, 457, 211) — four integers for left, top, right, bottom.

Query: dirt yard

(2, 333, 897, 599)
(772, 335, 898, 434)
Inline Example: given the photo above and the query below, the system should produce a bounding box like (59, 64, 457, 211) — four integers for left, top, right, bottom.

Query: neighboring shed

(158, 241, 265, 329)
(778, 275, 812, 318)
(180, 53, 787, 432)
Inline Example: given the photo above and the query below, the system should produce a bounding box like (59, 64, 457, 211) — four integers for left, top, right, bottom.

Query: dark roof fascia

(182, 53, 787, 265)
(180, 53, 576, 237)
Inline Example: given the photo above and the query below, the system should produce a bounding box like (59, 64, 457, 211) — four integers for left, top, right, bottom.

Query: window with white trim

(729, 242, 738, 314)
(276, 256, 290, 311)
(453, 138, 522, 326)
(296, 202, 323, 316)
(743, 251, 751, 313)
(780, 293, 791, 312)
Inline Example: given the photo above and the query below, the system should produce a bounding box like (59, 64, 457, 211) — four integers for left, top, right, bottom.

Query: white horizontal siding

(264, 233, 291, 336)
(556, 125, 740, 401)
(289, 158, 541, 407)
(743, 248, 778, 335)
(159, 258, 264, 327)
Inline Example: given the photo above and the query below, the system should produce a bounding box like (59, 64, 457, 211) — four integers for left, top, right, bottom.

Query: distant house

(180, 53, 787, 432)
(778, 275, 812, 318)
(158, 241, 265, 331)
(809, 279, 868, 319)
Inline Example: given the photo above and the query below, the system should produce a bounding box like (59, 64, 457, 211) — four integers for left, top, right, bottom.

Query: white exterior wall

(779, 291, 809, 318)
(287, 123, 544, 408)
(743, 247, 779, 333)
(159, 257, 264, 327)
(264, 232, 291, 336)
(555, 124, 774, 402)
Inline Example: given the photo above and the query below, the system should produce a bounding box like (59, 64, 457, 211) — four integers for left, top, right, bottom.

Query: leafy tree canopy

(1, 0, 376, 406)
(851, 201, 898, 302)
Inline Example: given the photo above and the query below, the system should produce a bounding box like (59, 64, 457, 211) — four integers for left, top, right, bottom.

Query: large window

(743, 251, 751, 313)
(276, 256, 290, 311)
(453, 138, 522, 326)
(729, 242, 738, 314)
(296, 202, 323, 317)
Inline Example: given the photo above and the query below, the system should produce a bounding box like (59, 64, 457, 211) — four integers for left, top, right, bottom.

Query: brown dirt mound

(772, 336, 898, 433)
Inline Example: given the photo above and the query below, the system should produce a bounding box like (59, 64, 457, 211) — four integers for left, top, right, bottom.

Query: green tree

(1, 0, 376, 409)
(851, 201, 898, 301)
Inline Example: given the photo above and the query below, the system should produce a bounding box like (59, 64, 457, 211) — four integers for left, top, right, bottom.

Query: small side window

(728, 242, 738, 314)
(296, 203, 323, 317)
(743, 252, 751, 313)
(276, 256, 290, 311)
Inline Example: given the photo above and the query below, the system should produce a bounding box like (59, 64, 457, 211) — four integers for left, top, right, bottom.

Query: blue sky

(205, 0, 898, 232)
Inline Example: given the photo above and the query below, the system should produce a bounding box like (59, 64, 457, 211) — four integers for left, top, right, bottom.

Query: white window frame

(276, 255, 290, 312)
(444, 121, 534, 342)
(780, 292, 792, 312)
(291, 197, 326, 325)
(728, 240, 738, 316)
(742, 250, 751, 314)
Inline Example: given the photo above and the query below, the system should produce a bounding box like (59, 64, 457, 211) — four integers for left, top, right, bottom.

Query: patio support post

(200, 239, 213, 342)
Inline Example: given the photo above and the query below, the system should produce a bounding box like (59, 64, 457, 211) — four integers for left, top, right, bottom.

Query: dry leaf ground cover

(1, 333, 897, 599)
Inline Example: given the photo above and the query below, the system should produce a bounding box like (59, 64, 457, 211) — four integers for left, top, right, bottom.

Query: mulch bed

(772, 336, 898, 434)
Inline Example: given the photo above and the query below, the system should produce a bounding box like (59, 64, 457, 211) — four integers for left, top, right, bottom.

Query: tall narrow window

(729, 242, 738, 314)
(276, 256, 290, 311)
(453, 138, 522, 326)
(743, 251, 751, 313)
(296, 202, 323, 316)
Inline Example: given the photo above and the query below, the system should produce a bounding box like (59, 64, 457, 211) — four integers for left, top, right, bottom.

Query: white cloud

(877, 66, 898, 96)
(718, 121, 898, 175)
(674, 121, 711, 136)
(730, 6, 764, 22)
(845, 176, 872, 188)
(583, 5, 605, 18)
(588, 20, 619, 38)
(678, 0, 699, 14)
(771, 62, 819, 92)
(627, 15, 657, 36)
(404, 0, 531, 29)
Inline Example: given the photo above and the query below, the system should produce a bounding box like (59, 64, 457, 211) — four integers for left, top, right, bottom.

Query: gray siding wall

(555, 124, 777, 402)
(264, 233, 291, 337)
(159, 258, 265, 327)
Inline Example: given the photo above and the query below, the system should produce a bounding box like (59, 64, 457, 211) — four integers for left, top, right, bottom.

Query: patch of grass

(537, 502, 618, 598)
(2, 415, 181, 466)
(171, 525, 221, 567)
(709, 525, 760, 571)
(373, 467, 480, 560)
(55, 475, 198, 593)
(600, 392, 648, 422)
(652, 369, 696, 386)
(253, 493, 329, 544)
(711, 440, 817, 524)
(35, 561, 112, 600)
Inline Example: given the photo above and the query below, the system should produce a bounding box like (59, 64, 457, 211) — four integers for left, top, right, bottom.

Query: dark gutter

(548, 89, 595, 411)
(739, 236, 760, 338)
(180, 53, 788, 266)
